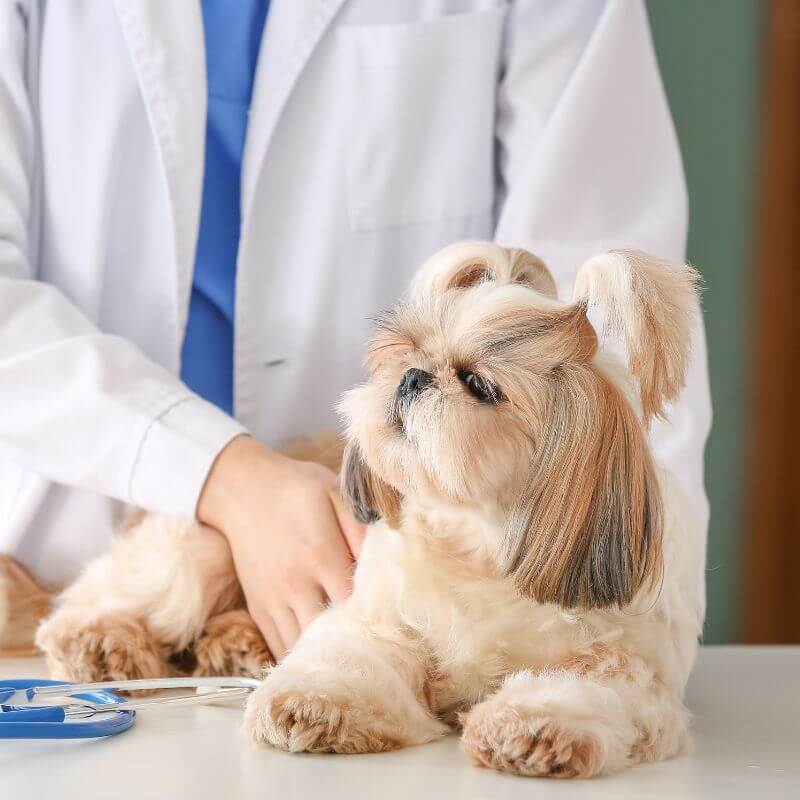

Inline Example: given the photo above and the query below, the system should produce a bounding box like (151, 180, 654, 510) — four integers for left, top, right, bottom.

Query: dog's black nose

(398, 368, 434, 399)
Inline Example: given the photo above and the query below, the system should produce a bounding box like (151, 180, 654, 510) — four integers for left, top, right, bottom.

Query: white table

(1, 646, 797, 799)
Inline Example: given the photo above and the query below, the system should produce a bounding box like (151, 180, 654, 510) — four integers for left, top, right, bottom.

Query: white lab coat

(0, 0, 711, 596)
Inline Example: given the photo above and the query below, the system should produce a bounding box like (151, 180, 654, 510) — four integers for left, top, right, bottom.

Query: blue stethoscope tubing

(0, 679, 135, 739)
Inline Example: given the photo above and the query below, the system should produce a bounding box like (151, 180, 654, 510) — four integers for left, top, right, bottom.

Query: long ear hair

(411, 241, 557, 301)
(502, 358, 663, 609)
(340, 440, 401, 526)
(573, 250, 701, 421)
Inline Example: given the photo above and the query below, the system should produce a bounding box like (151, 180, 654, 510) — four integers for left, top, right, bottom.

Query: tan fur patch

(36, 611, 171, 689)
(281, 431, 345, 473)
(410, 241, 558, 300)
(573, 250, 700, 421)
(462, 703, 604, 778)
(0, 554, 53, 656)
(555, 644, 680, 766)
(449, 260, 493, 289)
(630, 726, 662, 763)
(250, 688, 405, 754)
(507, 248, 557, 298)
(192, 609, 272, 677)
(559, 643, 635, 681)
(116, 508, 147, 535)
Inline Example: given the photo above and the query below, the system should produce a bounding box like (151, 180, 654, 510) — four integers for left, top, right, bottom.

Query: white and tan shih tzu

(24, 241, 702, 779)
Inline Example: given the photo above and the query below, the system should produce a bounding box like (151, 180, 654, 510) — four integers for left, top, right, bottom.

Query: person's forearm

(0, 3, 245, 516)
(0, 284, 246, 516)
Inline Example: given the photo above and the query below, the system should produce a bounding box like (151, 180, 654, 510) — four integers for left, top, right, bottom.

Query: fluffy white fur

(35, 516, 248, 681)
(34, 241, 703, 778)
(243, 472, 699, 774)
(244, 242, 703, 776)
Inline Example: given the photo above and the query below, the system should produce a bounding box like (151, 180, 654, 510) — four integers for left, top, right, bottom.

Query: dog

(32, 241, 702, 778)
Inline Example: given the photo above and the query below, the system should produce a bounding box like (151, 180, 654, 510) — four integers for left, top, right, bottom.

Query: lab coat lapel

(113, 0, 206, 336)
(241, 0, 348, 221)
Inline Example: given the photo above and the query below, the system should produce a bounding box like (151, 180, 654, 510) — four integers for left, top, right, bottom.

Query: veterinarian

(0, 1, 711, 660)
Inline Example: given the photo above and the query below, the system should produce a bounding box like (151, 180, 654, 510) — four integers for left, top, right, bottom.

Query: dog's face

(340, 242, 699, 610)
(340, 256, 578, 509)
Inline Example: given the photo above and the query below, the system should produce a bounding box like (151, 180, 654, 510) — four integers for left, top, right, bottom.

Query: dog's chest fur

(354, 505, 602, 716)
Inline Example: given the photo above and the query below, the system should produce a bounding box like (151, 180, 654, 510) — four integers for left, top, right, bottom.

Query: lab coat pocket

(341, 8, 507, 231)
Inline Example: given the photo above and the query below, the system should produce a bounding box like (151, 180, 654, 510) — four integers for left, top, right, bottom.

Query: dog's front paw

(245, 685, 399, 754)
(244, 674, 404, 754)
(244, 663, 445, 754)
(36, 609, 168, 689)
(461, 700, 605, 779)
(192, 609, 272, 678)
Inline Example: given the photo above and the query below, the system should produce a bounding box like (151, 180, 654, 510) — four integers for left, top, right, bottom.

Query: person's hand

(197, 435, 365, 660)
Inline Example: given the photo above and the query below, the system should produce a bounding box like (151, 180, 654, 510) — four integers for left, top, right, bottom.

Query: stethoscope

(0, 677, 259, 739)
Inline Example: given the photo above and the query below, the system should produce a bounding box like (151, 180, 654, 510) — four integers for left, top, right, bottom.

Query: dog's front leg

(244, 607, 448, 753)
(460, 646, 689, 778)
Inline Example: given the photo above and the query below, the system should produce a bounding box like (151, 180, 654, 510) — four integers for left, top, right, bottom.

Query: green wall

(646, 1, 763, 642)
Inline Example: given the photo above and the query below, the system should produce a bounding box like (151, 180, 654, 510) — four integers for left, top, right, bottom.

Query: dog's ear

(572, 250, 700, 421)
(502, 366, 663, 609)
(341, 440, 401, 526)
(411, 241, 557, 301)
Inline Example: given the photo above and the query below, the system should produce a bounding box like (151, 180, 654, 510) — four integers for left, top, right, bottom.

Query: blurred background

(646, 0, 798, 643)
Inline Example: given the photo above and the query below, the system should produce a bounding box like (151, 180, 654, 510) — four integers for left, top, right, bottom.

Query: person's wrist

(197, 434, 287, 531)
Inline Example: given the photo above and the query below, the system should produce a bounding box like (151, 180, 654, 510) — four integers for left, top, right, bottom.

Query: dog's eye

(458, 370, 501, 404)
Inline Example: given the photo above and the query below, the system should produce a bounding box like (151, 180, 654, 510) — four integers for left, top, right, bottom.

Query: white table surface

(1, 646, 798, 799)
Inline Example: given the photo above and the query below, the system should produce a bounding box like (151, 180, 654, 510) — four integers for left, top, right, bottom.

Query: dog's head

(339, 241, 699, 610)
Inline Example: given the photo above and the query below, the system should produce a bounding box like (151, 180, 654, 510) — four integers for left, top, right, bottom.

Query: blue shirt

(180, 0, 270, 414)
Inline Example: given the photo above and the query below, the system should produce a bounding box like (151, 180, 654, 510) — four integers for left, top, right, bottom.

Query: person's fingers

(272, 605, 301, 657)
(315, 515, 355, 605)
(290, 582, 330, 630)
(319, 558, 354, 605)
(250, 608, 283, 663)
(329, 490, 367, 560)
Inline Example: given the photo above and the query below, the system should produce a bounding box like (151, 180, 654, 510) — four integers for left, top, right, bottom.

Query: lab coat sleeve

(494, 1, 712, 575)
(0, 4, 245, 518)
